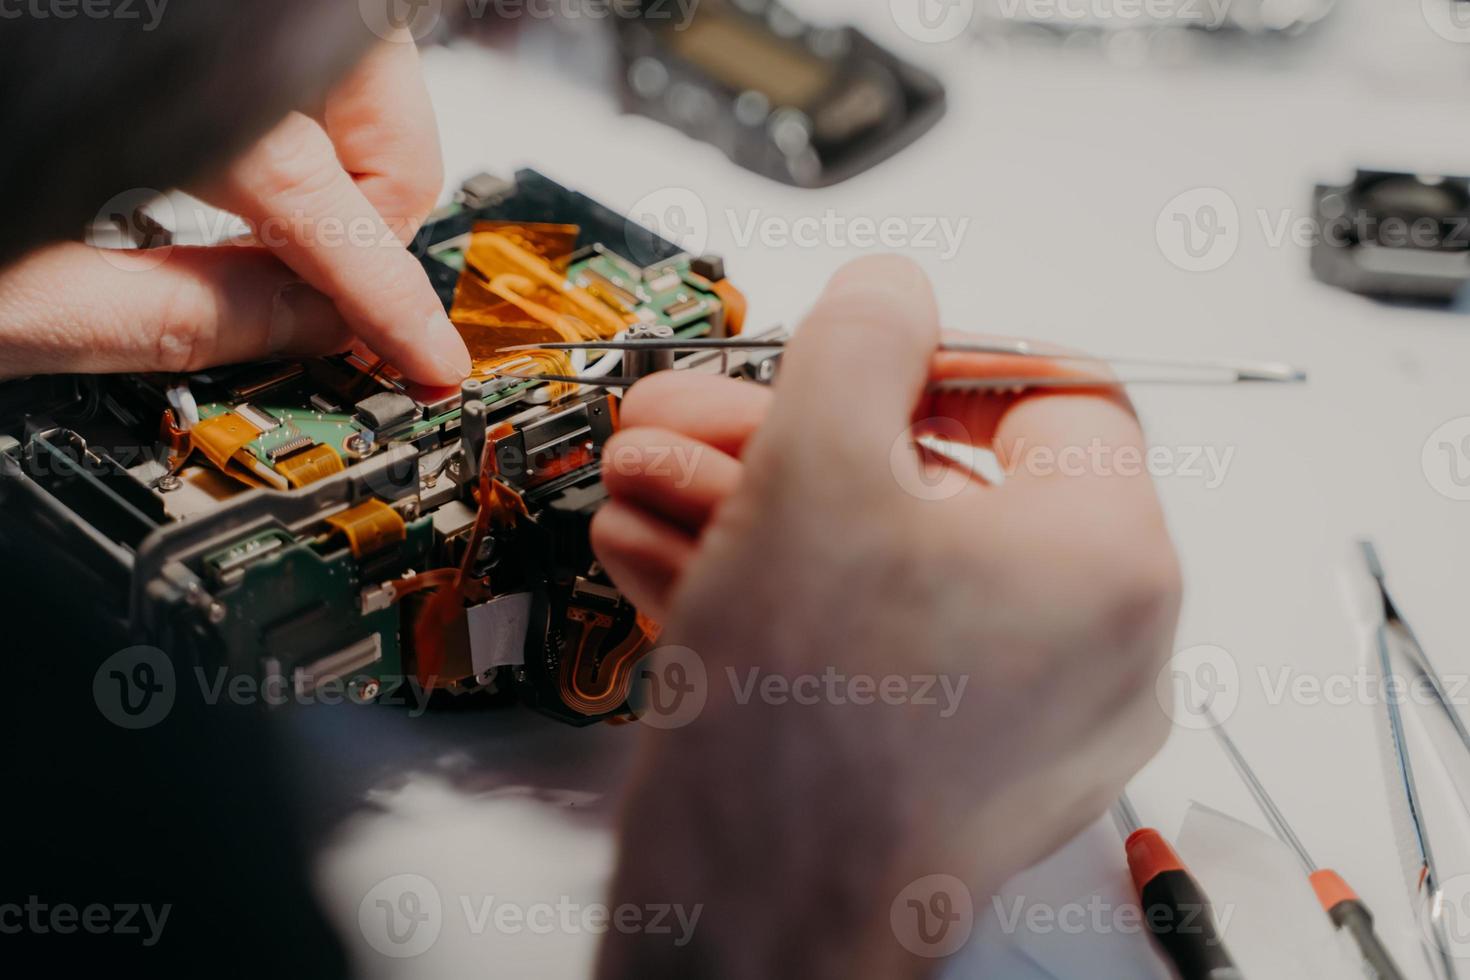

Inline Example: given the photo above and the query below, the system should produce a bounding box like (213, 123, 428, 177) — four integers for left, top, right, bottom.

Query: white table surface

(310, 2, 1470, 976)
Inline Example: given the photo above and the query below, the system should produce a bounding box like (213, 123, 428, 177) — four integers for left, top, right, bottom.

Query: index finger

(210, 110, 470, 386)
(324, 31, 443, 238)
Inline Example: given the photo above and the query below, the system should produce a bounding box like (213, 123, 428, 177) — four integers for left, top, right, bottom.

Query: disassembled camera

(971, 0, 1337, 63)
(0, 170, 770, 725)
(1311, 169, 1470, 303)
(614, 0, 946, 187)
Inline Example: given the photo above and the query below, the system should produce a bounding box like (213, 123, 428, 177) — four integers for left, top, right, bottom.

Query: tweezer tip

(1358, 539, 1385, 580)
(1236, 364, 1308, 383)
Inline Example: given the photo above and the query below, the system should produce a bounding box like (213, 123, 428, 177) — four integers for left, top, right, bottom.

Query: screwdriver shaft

(1203, 710, 1316, 872)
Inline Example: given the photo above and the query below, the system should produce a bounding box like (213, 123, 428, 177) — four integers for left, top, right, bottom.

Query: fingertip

(795, 254, 940, 364)
(423, 310, 472, 384)
(754, 255, 941, 476)
(822, 254, 935, 310)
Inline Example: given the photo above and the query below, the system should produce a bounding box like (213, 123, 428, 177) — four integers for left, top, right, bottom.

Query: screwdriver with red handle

(1203, 707, 1406, 980)
(1113, 791, 1243, 980)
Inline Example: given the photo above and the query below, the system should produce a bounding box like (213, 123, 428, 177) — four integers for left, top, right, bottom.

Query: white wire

(580, 331, 627, 379)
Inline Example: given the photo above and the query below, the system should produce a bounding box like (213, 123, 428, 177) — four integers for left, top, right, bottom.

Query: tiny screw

(157, 474, 181, 492)
(358, 678, 382, 702)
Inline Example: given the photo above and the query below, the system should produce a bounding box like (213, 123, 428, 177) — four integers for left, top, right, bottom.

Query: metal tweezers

(487, 338, 1308, 391)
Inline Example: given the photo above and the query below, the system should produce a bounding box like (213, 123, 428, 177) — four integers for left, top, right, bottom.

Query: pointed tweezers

(489, 338, 1307, 391)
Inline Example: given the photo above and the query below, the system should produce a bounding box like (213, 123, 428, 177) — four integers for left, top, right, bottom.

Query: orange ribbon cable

(448, 223, 639, 397)
(556, 608, 657, 718)
(411, 434, 530, 689)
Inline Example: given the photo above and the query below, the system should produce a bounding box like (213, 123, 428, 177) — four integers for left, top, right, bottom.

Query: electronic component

(689, 254, 725, 282)
(267, 436, 314, 462)
(233, 402, 281, 433)
(0, 170, 760, 726)
(615, 0, 946, 187)
(353, 392, 420, 432)
(456, 171, 516, 210)
(623, 324, 676, 379)
(1312, 170, 1470, 302)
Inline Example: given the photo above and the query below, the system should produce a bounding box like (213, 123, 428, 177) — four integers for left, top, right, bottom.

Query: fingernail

(425, 311, 472, 382)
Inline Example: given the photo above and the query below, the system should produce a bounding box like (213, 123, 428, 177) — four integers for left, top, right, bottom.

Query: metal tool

(1361, 542, 1464, 980)
(1363, 540, 1470, 759)
(1112, 791, 1243, 980)
(1204, 707, 1406, 980)
(489, 338, 1308, 391)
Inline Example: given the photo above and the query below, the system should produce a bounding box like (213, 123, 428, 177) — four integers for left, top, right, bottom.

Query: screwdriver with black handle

(1204, 707, 1405, 980)
(1114, 791, 1243, 980)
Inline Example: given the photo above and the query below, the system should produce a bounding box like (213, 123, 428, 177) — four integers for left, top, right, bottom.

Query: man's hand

(0, 32, 470, 385)
(591, 255, 1182, 979)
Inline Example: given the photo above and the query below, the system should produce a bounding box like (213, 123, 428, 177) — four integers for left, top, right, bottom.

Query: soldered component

(663, 295, 707, 325)
(233, 403, 281, 433)
(267, 435, 314, 462)
(581, 267, 642, 313)
(624, 324, 676, 379)
(354, 392, 420, 433)
(292, 635, 383, 699)
(457, 171, 516, 210)
(203, 529, 292, 585)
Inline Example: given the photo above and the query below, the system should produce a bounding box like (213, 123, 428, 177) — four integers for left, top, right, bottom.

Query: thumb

(746, 255, 940, 491)
(0, 242, 353, 378)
